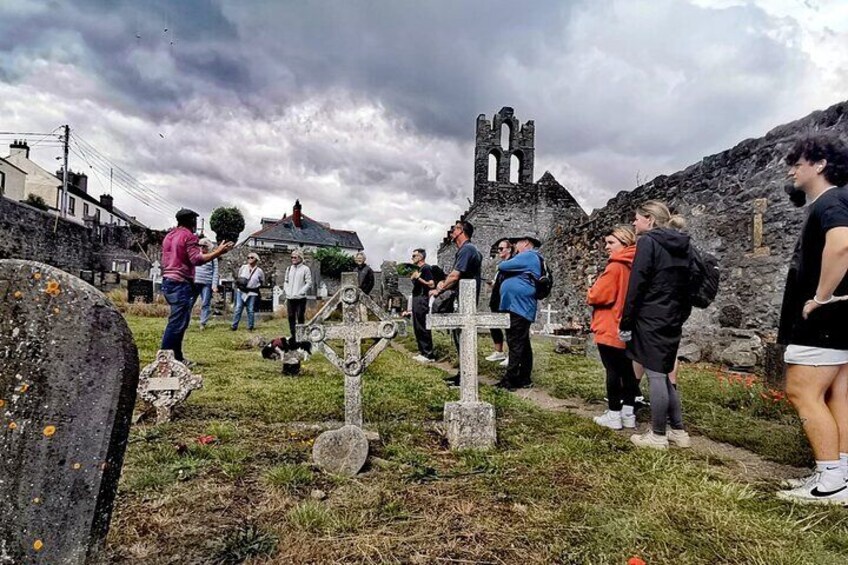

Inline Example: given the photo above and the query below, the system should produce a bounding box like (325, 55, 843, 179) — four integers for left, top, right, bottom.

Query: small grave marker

(137, 350, 203, 423)
(127, 278, 154, 304)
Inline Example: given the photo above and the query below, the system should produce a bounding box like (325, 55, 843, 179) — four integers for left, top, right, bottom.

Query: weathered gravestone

(126, 279, 154, 304)
(137, 350, 203, 424)
(427, 279, 510, 450)
(539, 304, 561, 335)
(0, 259, 139, 564)
(297, 272, 406, 476)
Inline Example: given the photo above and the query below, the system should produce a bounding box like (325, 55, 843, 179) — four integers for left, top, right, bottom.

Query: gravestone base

(444, 401, 496, 450)
(312, 425, 370, 476)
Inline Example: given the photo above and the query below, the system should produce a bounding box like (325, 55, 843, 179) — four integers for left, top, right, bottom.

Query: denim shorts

(784, 344, 848, 366)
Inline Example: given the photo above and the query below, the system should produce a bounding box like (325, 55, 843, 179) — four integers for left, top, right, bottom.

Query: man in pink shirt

(160, 208, 234, 363)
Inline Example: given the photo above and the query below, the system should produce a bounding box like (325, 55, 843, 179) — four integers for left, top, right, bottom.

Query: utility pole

(61, 124, 69, 217)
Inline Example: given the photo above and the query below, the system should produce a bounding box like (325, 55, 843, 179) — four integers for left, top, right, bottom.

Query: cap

(175, 208, 199, 221)
(198, 238, 214, 249)
(508, 233, 543, 248)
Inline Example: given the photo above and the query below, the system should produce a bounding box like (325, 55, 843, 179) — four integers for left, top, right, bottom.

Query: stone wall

(0, 196, 152, 276)
(547, 99, 848, 373)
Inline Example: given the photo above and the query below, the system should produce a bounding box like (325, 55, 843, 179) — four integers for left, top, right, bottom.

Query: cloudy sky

(2, 0, 847, 264)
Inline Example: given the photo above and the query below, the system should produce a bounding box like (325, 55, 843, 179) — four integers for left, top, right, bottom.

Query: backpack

(534, 255, 554, 300)
(688, 245, 720, 308)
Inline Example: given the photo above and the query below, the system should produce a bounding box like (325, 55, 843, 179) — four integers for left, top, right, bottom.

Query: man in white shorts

(777, 134, 848, 505)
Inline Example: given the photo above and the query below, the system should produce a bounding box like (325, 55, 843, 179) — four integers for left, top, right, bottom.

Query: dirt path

(391, 342, 809, 482)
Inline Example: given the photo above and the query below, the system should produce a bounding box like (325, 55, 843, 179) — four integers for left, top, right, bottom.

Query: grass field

(105, 316, 848, 564)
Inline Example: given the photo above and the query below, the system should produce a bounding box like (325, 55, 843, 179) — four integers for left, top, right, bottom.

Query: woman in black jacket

(619, 201, 693, 450)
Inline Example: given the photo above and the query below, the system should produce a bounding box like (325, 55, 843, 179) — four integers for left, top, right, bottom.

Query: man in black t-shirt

(776, 134, 848, 506)
(409, 248, 436, 362)
(430, 220, 483, 385)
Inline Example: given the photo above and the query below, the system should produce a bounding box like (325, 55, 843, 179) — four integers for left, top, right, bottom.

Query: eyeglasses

(497, 246, 510, 251)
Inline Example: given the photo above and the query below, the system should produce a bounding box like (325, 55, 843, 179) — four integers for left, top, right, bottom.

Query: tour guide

(160, 208, 234, 364)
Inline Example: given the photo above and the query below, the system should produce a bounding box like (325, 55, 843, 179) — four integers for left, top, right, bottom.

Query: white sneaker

(777, 475, 848, 506)
(499, 357, 509, 367)
(412, 354, 433, 363)
(593, 411, 623, 430)
(667, 428, 691, 448)
(780, 472, 817, 489)
(621, 413, 637, 429)
(630, 431, 668, 450)
(485, 352, 507, 362)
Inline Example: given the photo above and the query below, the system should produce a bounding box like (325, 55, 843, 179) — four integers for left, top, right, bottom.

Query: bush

(209, 207, 245, 243)
(314, 246, 356, 278)
(25, 193, 49, 211)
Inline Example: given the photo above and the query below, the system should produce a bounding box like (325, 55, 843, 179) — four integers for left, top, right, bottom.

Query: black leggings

(598, 344, 640, 411)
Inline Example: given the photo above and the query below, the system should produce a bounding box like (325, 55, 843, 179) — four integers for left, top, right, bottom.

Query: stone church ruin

(442, 101, 848, 377)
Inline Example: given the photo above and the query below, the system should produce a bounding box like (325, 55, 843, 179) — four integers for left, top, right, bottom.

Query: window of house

(0, 171, 5, 196)
(84, 203, 90, 217)
(95, 209, 100, 222)
(111, 260, 131, 274)
(68, 196, 76, 216)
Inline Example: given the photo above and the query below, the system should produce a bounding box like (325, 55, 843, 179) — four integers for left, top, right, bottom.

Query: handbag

(431, 289, 457, 314)
(236, 266, 257, 292)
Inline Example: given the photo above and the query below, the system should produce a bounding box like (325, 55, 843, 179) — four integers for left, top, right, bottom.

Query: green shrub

(314, 246, 356, 277)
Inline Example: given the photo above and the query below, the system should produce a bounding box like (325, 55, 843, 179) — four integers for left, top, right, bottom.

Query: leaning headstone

(127, 278, 154, 304)
(427, 279, 510, 450)
(137, 350, 203, 423)
(0, 259, 139, 564)
(272, 285, 284, 312)
(149, 260, 162, 286)
(297, 272, 406, 475)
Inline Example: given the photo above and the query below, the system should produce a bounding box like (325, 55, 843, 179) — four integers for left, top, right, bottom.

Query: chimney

(100, 194, 114, 211)
(10, 139, 29, 159)
(74, 172, 88, 193)
(293, 199, 302, 228)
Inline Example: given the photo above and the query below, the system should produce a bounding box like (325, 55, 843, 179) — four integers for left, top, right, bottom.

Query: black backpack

(688, 245, 720, 308)
(534, 255, 554, 300)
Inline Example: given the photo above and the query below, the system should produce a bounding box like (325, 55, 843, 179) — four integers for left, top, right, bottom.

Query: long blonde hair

(635, 200, 687, 230)
(609, 225, 636, 246)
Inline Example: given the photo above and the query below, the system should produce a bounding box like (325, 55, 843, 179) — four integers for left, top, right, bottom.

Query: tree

(25, 193, 49, 211)
(209, 206, 245, 243)
(314, 246, 357, 278)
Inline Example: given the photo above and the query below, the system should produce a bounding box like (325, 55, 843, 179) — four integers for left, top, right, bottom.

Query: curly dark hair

(784, 133, 848, 187)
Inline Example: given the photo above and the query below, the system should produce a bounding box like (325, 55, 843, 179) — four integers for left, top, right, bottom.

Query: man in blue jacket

(498, 233, 543, 389)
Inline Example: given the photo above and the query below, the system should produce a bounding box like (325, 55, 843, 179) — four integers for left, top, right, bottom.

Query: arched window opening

(510, 153, 521, 184)
(500, 122, 511, 151)
(488, 152, 498, 182)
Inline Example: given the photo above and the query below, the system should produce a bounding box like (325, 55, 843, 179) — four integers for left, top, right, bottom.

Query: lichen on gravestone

(0, 259, 139, 564)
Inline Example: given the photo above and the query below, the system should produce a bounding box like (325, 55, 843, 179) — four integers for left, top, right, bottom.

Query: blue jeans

(232, 291, 257, 330)
(194, 284, 213, 326)
(161, 278, 196, 361)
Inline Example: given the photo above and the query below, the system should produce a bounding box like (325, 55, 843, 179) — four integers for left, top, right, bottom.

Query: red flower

(197, 435, 217, 445)
(628, 557, 647, 565)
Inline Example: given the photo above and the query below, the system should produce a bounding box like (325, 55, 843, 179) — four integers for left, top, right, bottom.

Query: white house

(2, 140, 145, 229)
(245, 200, 363, 254)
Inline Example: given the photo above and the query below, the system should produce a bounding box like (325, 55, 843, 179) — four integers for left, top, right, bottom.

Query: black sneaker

(444, 374, 460, 387)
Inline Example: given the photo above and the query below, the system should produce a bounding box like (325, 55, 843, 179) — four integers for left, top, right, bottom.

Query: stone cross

(427, 279, 510, 450)
(137, 350, 203, 423)
(149, 260, 162, 285)
(0, 259, 139, 564)
(272, 285, 284, 312)
(541, 304, 559, 325)
(426, 279, 510, 403)
(296, 272, 406, 475)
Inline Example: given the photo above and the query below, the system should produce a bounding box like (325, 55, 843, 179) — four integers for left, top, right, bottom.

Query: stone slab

(138, 350, 203, 424)
(443, 401, 497, 450)
(312, 425, 369, 476)
(0, 259, 139, 564)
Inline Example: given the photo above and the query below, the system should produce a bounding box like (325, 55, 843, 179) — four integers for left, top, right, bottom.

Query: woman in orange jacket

(588, 225, 639, 430)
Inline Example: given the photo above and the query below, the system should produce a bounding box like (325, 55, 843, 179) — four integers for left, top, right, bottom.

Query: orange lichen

(33, 272, 42, 280)
(0, 399, 4, 408)
(8, 422, 17, 430)
(33, 539, 43, 551)
(18, 384, 29, 393)
(13, 291, 22, 299)
(45, 280, 61, 297)
(33, 497, 41, 504)
(53, 307, 60, 314)
(73, 463, 81, 470)
(43, 426, 56, 437)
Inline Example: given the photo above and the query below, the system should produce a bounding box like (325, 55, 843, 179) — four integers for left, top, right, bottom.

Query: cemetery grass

(107, 317, 847, 564)
(399, 333, 812, 468)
